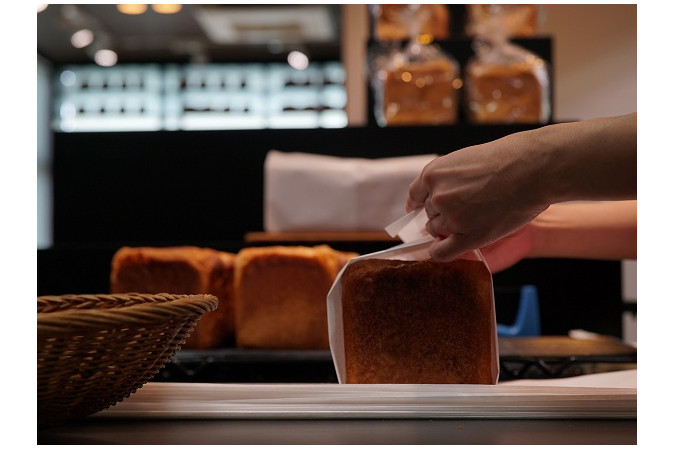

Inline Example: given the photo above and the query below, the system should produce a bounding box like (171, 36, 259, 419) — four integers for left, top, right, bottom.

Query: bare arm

(407, 113, 637, 262)
(530, 200, 637, 260)
(539, 113, 637, 203)
(479, 200, 637, 273)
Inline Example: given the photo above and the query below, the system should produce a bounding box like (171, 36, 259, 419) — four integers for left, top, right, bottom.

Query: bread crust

(110, 246, 236, 349)
(341, 258, 494, 384)
(234, 245, 356, 349)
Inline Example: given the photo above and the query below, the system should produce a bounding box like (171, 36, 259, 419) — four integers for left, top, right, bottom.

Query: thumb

(427, 234, 475, 262)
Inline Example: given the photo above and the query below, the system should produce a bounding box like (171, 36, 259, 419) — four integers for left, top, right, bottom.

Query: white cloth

(264, 150, 437, 232)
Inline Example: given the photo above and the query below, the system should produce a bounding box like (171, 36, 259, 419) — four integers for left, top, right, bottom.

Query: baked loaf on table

(110, 246, 236, 349)
(341, 258, 495, 384)
(234, 245, 357, 349)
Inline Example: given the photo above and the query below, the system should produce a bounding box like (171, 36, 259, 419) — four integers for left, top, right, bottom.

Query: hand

(407, 131, 550, 262)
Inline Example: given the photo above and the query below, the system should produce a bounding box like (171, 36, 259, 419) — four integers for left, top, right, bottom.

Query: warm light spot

(152, 4, 182, 14)
(71, 29, 94, 49)
(415, 77, 426, 88)
(416, 34, 433, 45)
(287, 51, 309, 71)
(401, 72, 412, 82)
(116, 4, 147, 15)
(94, 49, 118, 67)
(451, 78, 463, 90)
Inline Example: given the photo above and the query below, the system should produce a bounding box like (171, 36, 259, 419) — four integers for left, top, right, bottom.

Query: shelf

(244, 231, 399, 243)
(150, 336, 636, 384)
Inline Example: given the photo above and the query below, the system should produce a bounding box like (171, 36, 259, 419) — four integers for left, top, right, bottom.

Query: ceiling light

(37, 4, 48, 13)
(116, 4, 147, 15)
(71, 29, 94, 49)
(287, 50, 309, 71)
(59, 70, 77, 87)
(94, 49, 118, 67)
(152, 4, 182, 14)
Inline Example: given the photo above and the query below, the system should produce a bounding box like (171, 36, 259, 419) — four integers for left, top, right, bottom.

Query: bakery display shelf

(244, 231, 400, 243)
(366, 36, 554, 127)
(497, 335, 637, 381)
(152, 348, 339, 384)
(499, 355, 636, 381)
(151, 336, 636, 384)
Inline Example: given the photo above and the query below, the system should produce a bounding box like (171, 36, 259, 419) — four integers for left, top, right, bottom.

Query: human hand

(407, 131, 550, 262)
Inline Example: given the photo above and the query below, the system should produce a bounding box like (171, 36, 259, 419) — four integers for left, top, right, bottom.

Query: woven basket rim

(37, 293, 218, 335)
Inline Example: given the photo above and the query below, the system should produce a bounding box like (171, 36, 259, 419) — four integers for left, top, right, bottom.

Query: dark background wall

(38, 125, 623, 338)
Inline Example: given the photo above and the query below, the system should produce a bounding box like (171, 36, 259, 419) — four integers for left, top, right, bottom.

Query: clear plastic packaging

(465, 4, 540, 38)
(372, 41, 462, 126)
(372, 4, 450, 41)
(464, 35, 550, 124)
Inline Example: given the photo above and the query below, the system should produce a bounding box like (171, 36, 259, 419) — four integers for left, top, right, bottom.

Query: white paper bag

(264, 150, 437, 232)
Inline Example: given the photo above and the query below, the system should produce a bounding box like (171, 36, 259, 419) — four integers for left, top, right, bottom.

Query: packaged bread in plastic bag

(372, 4, 450, 41)
(464, 35, 550, 124)
(465, 4, 540, 38)
(327, 208, 499, 384)
(372, 40, 462, 126)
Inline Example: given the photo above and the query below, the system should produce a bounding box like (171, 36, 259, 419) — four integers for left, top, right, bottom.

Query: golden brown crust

(110, 246, 236, 349)
(465, 60, 546, 124)
(341, 258, 494, 384)
(382, 57, 460, 126)
(234, 245, 355, 349)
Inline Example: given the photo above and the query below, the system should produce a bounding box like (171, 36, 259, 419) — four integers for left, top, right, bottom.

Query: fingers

(427, 234, 474, 262)
(406, 176, 428, 212)
(407, 163, 433, 212)
(424, 214, 474, 261)
(424, 211, 445, 238)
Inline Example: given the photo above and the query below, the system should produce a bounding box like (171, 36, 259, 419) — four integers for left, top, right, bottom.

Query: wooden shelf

(244, 231, 400, 243)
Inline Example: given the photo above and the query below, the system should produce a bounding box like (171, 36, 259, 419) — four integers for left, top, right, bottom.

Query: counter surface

(38, 371, 637, 445)
(38, 417, 637, 445)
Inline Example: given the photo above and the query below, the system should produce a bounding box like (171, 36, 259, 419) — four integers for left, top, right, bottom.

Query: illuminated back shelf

(53, 62, 347, 132)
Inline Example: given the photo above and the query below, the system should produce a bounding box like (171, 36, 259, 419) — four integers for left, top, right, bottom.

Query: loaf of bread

(234, 245, 357, 349)
(340, 258, 496, 384)
(110, 246, 236, 349)
(373, 4, 450, 41)
(465, 57, 549, 124)
(380, 55, 461, 126)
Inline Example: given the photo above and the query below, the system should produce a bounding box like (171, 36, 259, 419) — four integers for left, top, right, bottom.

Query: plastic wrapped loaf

(340, 257, 498, 384)
(465, 37, 550, 124)
(373, 42, 462, 126)
(372, 4, 450, 41)
(465, 4, 540, 38)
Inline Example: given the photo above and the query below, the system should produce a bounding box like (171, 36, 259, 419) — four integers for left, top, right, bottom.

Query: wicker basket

(37, 293, 218, 427)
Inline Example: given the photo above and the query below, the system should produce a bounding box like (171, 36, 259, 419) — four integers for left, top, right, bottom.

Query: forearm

(534, 113, 637, 204)
(530, 200, 637, 260)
